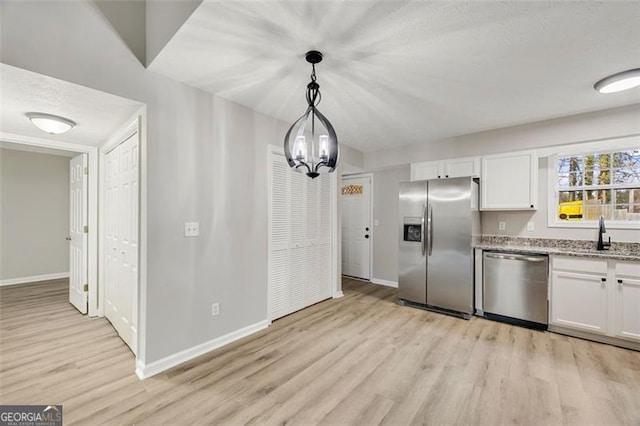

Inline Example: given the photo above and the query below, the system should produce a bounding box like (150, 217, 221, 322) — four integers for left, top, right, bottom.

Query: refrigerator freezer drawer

(483, 251, 549, 326)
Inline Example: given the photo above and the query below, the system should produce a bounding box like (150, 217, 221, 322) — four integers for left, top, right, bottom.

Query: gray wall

(364, 105, 640, 243)
(0, 149, 70, 281)
(0, 0, 291, 364)
(371, 166, 410, 283)
(93, 0, 146, 65)
(146, 0, 203, 65)
(365, 104, 640, 170)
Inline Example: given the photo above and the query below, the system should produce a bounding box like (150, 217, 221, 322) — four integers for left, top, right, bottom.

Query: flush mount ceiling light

(284, 50, 339, 179)
(594, 68, 640, 94)
(25, 112, 76, 135)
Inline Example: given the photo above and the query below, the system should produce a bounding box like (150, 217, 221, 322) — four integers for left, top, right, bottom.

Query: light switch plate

(527, 222, 534, 231)
(184, 222, 199, 237)
(498, 221, 506, 231)
(374, 219, 379, 227)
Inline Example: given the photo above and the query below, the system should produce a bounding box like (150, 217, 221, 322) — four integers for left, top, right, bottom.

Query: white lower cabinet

(551, 270, 608, 334)
(550, 256, 640, 344)
(612, 262, 640, 342)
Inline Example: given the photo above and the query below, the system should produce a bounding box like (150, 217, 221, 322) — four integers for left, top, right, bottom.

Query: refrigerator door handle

(421, 204, 426, 256)
(428, 204, 434, 256)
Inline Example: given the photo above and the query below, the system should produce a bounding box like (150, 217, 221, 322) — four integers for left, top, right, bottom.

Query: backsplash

(481, 235, 640, 256)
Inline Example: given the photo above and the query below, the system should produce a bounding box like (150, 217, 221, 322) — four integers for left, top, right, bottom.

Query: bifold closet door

(269, 150, 333, 321)
(104, 132, 139, 354)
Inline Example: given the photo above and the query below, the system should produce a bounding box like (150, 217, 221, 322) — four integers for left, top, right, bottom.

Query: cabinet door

(411, 161, 442, 181)
(613, 276, 640, 342)
(445, 156, 480, 178)
(481, 151, 537, 210)
(551, 271, 608, 334)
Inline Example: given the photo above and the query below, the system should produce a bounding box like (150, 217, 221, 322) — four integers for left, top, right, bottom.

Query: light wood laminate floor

(1, 277, 639, 425)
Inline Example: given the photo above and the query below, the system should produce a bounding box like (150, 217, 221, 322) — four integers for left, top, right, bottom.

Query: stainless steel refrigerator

(398, 177, 480, 319)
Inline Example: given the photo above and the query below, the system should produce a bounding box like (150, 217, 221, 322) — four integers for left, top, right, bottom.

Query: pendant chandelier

(284, 50, 339, 179)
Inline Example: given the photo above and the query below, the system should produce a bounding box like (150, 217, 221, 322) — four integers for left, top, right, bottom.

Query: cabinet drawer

(616, 261, 640, 278)
(552, 256, 607, 275)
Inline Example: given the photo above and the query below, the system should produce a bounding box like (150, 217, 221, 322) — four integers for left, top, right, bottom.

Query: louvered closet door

(290, 168, 307, 312)
(316, 173, 332, 301)
(269, 149, 334, 321)
(269, 153, 291, 319)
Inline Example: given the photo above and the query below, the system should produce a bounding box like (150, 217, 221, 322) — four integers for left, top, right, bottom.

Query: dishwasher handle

(484, 252, 546, 263)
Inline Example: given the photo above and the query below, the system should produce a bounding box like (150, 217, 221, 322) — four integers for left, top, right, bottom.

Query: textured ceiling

(149, 0, 640, 153)
(1, 64, 143, 147)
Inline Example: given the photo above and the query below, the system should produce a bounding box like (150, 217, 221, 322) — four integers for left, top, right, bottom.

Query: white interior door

(104, 131, 139, 354)
(341, 175, 371, 280)
(69, 154, 88, 313)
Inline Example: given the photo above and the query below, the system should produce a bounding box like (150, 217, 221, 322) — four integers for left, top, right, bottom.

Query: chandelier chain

(306, 64, 322, 108)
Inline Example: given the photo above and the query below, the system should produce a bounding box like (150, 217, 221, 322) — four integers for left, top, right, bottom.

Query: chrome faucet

(597, 215, 611, 251)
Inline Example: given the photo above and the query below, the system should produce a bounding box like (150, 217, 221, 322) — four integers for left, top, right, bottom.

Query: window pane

(584, 203, 612, 221)
(558, 156, 583, 173)
(584, 153, 610, 170)
(558, 191, 583, 220)
(613, 168, 640, 184)
(584, 168, 610, 185)
(613, 150, 640, 168)
(558, 172, 583, 187)
(559, 190, 583, 202)
(584, 189, 611, 220)
(614, 204, 640, 221)
(585, 189, 611, 203)
(613, 188, 640, 204)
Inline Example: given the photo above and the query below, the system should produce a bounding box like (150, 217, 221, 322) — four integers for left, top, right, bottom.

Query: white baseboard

(371, 278, 398, 288)
(0, 272, 69, 287)
(135, 319, 270, 380)
(333, 291, 344, 298)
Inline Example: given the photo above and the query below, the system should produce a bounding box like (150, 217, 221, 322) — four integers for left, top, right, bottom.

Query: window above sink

(549, 139, 640, 229)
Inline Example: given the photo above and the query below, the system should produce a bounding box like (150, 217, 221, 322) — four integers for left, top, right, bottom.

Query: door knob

(365, 234, 369, 239)
(65, 237, 72, 241)
(365, 227, 369, 231)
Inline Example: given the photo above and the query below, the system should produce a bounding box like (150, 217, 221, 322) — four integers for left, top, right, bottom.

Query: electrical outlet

(498, 221, 506, 231)
(212, 302, 220, 317)
(527, 222, 535, 231)
(184, 222, 199, 237)
(374, 219, 379, 227)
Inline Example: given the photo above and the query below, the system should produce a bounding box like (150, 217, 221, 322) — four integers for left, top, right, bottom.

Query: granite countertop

(474, 236, 640, 262)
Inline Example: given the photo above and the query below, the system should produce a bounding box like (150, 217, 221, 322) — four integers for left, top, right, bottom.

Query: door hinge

(83, 225, 88, 233)
(84, 167, 89, 175)
(83, 283, 88, 292)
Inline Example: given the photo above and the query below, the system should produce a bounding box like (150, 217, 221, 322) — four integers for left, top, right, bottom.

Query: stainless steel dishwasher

(483, 251, 549, 329)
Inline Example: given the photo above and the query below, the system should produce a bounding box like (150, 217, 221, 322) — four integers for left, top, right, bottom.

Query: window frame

(548, 144, 640, 230)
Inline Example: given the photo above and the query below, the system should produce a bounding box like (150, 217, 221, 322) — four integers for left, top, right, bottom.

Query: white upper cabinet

(481, 150, 537, 210)
(445, 156, 481, 179)
(411, 160, 441, 181)
(411, 156, 480, 181)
